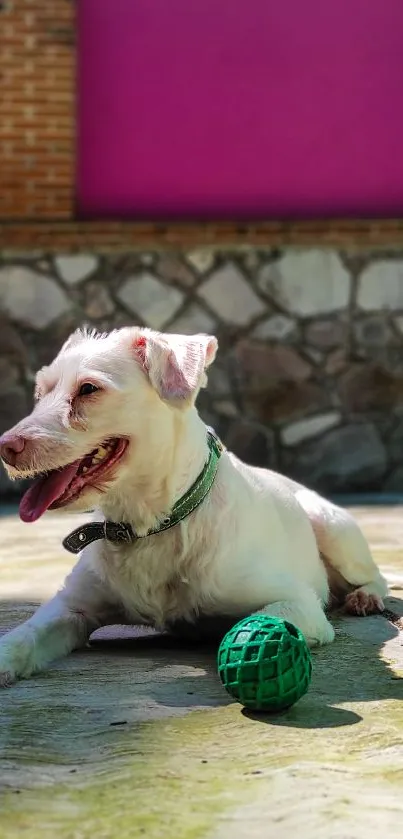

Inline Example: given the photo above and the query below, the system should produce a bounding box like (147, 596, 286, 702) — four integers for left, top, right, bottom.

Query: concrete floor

(1, 507, 403, 838)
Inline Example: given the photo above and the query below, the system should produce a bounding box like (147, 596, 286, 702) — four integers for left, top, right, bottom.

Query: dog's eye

(78, 382, 100, 397)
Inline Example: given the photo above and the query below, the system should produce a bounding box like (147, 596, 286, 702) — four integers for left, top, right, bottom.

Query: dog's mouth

(19, 438, 129, 524)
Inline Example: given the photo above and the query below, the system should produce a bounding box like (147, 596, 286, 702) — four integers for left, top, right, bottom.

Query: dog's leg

(294, 488, 388, 616)
(254, 583, 335, 647)
(0, 561, 116, 686)
(0, 595, 91, 687)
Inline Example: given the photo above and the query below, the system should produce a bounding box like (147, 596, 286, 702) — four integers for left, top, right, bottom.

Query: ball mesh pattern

(217, 614, 312, 711)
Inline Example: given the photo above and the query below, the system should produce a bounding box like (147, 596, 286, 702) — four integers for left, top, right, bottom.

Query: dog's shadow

(85, 596, 403, 730)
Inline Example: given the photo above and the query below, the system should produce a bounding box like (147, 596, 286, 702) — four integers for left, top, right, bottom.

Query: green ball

(217, 615, 312, 712)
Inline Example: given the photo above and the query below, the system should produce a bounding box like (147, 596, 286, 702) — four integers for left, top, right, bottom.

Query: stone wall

(2, 246, 403, 497)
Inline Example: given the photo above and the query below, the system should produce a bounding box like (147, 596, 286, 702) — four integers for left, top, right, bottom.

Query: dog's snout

(0, 435, 26, 467)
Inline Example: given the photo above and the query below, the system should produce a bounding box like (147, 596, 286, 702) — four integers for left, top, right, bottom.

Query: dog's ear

(132, 330, 217, 404)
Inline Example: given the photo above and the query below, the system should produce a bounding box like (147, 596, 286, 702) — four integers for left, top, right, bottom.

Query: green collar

(63, 428, 225, 554)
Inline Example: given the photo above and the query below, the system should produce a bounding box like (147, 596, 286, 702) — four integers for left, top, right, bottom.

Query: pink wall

(77, 0, 403, 218)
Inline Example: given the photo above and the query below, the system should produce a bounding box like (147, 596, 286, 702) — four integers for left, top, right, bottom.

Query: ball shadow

(242, 704, 362, 728)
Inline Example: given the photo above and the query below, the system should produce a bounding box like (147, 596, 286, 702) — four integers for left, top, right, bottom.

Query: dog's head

(0, 327, 217, 523)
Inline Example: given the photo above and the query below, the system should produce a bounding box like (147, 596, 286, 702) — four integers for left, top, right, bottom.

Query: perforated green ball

(217, 615, 312, 712)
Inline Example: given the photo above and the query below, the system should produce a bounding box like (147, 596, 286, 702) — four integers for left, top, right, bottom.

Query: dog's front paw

(0, 631, 35, 686)
(0, 650, 18, 687)
(0, 670, 15, 688)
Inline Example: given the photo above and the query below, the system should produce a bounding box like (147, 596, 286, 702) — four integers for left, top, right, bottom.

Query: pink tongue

(19, 461, 81, 523)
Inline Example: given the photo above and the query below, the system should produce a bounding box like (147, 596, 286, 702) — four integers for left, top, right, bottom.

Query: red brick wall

(0, 0, 402, 250)
(0, 0, 74, 220)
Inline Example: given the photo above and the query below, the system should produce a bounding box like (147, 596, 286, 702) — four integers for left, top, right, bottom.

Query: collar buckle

(105, 521, 136, 544)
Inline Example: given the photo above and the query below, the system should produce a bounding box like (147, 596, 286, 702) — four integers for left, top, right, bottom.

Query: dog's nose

(0, 435, 26, 467)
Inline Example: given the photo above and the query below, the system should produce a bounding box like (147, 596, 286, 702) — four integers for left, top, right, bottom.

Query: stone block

(224, 419, 276, 468)
(325, 348, 348, 375)
(286, 423, 387, 492)
(0, 360, 20, 392)
(0, 385, 30, 497)
(157, 254, 197, 288)
(0, 316, 28, 368)
(198, 263, 265, 325)
(55, 254, 98, 285)
(281, 412, 341, 446)
(0, 386, 29, 434)
(385, 418, 403, 465)
(168, 302, 216, 335)
(117, 272, 184, 329)
(83, 281, 115, 320)
(257, 250, 351, 316)
(252, 314, 296, 341)
(186, 249, 215, 274)
(248, 381, 329, 424)
(0, 267, 70, 330)
(357, 261, 403, 311)
(305, 318, 347, 349)
(235, 341, 312, 387)
(338, 364, 403, 412)
(205, 363, 231, 397)
(354, 316, 394, 346)
(384, 465, 403, 493)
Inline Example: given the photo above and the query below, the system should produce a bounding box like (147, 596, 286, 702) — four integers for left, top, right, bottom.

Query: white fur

(0, 326, 388, 685)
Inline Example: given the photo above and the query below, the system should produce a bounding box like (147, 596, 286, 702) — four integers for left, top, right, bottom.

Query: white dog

(0, 327, 387, 686)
